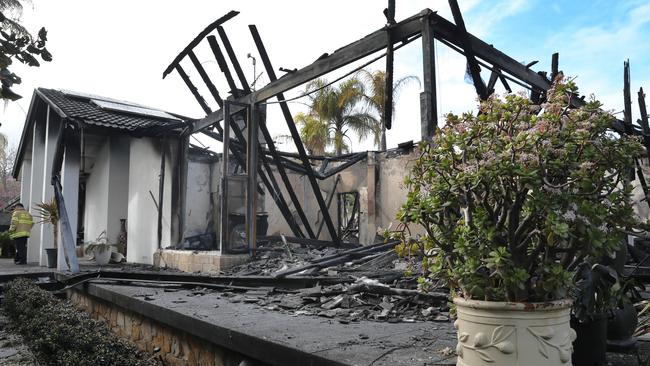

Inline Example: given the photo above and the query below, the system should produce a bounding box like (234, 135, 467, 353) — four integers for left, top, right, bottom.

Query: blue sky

(1, 0, 649, 152)
(463, 0, 650, 117)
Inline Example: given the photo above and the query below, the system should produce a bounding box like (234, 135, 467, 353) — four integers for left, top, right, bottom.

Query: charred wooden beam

(487, 69, 499, 96)
(420, 13, 437, 140)
(383, 0, 396, 130)
(639, 87, 649, 135)
(448, 0, 488, 100)
(162, 10, 239, 79)
(191, 8, 557, 133)
(187, 50, 223, 108)
(551, 52, 559, 81)
(624, 60, 634, 135)
(638, 87, 650, 163)
(217, 25, 249, 92)
(250, 26, 341, 246)
(175, 64, 212, 115)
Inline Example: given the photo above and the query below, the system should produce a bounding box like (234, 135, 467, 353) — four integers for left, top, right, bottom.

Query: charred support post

(420, 14, 437, 140)
(246, 104, 259, 255)
(250, 26, 341, 246)
(551, 53, 559, 81)
(624, 60, 633, 135)
(639, 88, 650, 162)
(221, 101, 231, 251)
(383, 0, 396, 131)
(157, 136, 167, 249)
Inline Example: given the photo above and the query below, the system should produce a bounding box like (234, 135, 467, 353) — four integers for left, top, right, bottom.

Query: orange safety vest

(9, 209, 34, 239)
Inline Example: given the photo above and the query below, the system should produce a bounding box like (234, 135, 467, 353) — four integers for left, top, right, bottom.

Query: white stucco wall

(107, 136, 130, 243)
(127, 137, 172, 264)
(84, 140, 110, 244)
(27, 113, 45, 263)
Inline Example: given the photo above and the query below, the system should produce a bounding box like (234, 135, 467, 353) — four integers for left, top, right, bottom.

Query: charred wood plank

(162, 10, 239, 79)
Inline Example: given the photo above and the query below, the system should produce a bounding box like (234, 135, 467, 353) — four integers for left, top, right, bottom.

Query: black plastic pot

(572, 314, 608, 366)
(45, 248, 57, 269)
(607, 303, 638, 341)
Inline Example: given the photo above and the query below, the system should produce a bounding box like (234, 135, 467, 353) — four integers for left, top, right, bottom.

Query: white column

(58, 141, 80, 271)
(39, 108, 59, 266)
(28, 114, 46, 263)
(20, 159, 32, 212)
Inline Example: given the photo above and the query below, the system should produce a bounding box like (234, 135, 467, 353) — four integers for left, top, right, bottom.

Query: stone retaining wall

(68, 290, 248, 366)
(153, 250, 248, 273)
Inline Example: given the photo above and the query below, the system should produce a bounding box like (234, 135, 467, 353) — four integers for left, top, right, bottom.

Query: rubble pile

(220, 277, 450, 323)
(220, 240, 448, 323)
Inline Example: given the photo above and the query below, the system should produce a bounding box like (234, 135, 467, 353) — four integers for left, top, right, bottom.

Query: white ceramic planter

(93, 248, 112, 265)
(454, 297, 576, 366)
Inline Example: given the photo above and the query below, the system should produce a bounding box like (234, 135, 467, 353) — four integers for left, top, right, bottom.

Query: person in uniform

(9, 203, 34, 265)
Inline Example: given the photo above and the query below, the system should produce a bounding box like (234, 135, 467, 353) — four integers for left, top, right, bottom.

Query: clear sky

(2, 0, 649, 153)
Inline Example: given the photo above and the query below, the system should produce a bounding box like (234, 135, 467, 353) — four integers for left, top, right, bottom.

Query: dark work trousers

(14, 237, 27, 264)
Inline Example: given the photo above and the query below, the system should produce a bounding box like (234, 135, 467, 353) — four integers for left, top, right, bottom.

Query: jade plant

(394, 80, 644, 302)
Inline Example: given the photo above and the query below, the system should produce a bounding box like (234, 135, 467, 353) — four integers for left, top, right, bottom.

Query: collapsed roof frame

(163, 0, 644, 251)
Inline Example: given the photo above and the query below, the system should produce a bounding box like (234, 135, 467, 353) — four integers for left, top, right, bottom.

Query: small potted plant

(85, 231, 114, 265)
(33, 199, 58, 268)
(395, 79, 643, 365)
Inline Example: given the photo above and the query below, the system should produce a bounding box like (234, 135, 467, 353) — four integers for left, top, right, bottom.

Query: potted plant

(395, 79, 643, 365)
(85, 231, 114, 265)
(571, 263, 619, 365)
(34, 199, 58, 268)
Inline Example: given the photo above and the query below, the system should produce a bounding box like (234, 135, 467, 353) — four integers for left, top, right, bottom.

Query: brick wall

(68, 290, 250, 366)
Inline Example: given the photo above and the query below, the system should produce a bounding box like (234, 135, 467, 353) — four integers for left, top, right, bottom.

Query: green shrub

(395, 80, 644, 302)
(0, 231, 14, 257)
(3, 278, 158, 366)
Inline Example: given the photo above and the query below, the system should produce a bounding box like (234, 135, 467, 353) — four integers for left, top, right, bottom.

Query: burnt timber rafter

(448, 0, 488, 100)
(189, 8, 554, 134)
(216, 25, 316, 239)
(249, 25, 340, 246)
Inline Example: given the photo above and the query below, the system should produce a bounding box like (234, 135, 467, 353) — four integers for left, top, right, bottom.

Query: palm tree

(294, 112, 328, 155)
(358, 69, 420, 150)
(301, 77, 379, 155)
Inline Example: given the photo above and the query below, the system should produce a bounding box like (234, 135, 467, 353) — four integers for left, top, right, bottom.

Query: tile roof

(37, 88, 183, 132)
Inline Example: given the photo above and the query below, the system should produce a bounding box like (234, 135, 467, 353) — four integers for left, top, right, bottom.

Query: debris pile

(221, 277, 450, 323)
(221, 240, 448, 323)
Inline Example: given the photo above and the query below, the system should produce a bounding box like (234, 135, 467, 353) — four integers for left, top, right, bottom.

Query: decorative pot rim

(453, 297, 573, 312)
